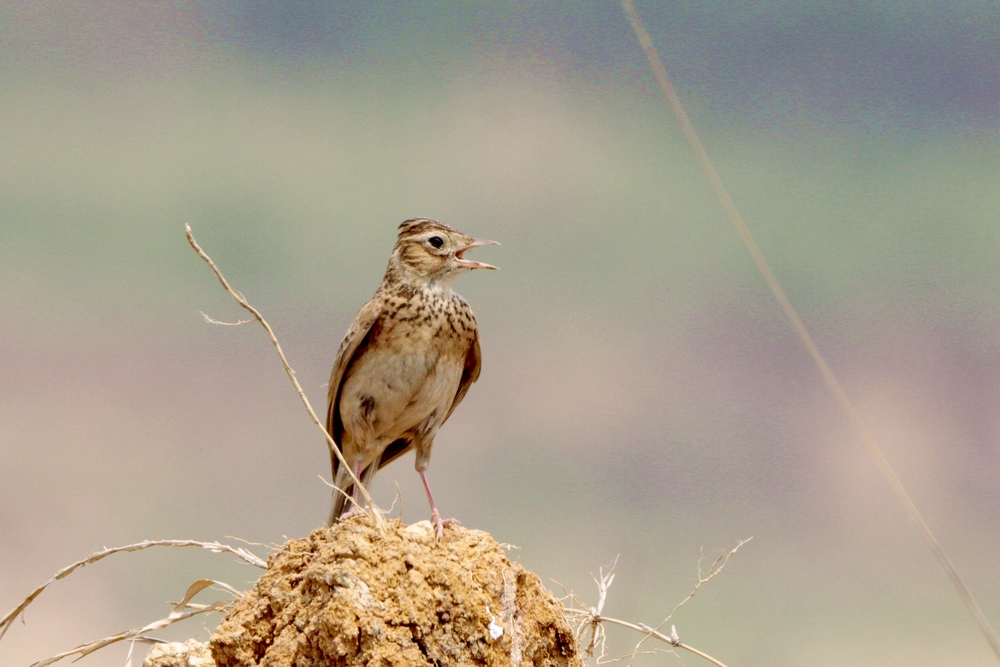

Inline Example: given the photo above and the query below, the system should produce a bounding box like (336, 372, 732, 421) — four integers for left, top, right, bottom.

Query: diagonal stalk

(619, 1, 1000, 660)
(186, 224, 384, 533)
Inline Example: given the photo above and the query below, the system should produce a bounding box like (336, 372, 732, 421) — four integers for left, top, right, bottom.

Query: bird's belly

(338, 346, 464, 459)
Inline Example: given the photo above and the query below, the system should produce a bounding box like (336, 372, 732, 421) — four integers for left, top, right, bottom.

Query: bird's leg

(419, 469, 460, 541)
(339, 460, 367, 520)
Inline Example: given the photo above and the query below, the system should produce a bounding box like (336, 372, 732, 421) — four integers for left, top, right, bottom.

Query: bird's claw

(338, 504, 367, 522)
(430, 511, 461, 541)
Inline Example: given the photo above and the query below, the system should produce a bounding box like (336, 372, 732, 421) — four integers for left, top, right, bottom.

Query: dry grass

(559, 540, 750, 667)
(0, 540, 264, 667)
(2, 530, 742, 667)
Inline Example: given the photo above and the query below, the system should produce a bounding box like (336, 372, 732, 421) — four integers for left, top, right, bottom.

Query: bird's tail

(328, 484, 351, 526)
(327, 460, 378, 526)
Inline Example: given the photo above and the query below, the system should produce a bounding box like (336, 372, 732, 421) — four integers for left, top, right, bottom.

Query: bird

(326, 218, 498, 539)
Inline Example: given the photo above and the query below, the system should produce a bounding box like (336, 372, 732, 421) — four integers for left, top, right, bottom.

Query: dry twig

(655, 538, 751, 631)
(200, 311, 252, 326)
(0, 539, 263, 643)
(562, 541, 750, 667)
(185, 223, 385, 532)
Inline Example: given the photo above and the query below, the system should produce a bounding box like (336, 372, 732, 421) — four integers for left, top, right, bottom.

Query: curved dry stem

(0, 539, 263, 643)
(185, 224, 385, 533)
(619, 1, 1000, 660)
(602, 617, 728, 667)
(28, 579, 238, 667)
(562, 604, 729, 667)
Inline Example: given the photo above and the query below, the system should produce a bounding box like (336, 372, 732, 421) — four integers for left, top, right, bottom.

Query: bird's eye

(427, 236, 444, 249)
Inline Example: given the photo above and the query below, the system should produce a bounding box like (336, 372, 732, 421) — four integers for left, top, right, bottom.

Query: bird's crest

(398, 218, 459, 239)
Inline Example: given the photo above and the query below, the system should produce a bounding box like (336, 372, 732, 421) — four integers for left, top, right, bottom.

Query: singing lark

(326, 218, 498, 539)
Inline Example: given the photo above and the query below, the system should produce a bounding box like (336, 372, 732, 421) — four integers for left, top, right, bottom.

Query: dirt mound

(210, 518, 581, 667)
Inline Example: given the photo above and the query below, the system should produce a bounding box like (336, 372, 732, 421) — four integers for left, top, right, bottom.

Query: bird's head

(387, 218, 499, 287)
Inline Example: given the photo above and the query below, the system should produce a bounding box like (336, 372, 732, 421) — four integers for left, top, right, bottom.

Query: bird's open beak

(455, 238, 500, 270)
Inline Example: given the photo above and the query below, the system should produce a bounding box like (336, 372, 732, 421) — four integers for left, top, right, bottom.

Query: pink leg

(419, 470, 459, 541)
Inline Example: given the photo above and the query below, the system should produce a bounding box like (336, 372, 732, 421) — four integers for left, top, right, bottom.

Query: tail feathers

(327, 459, 379, 526)
(327, 482, 354, 526)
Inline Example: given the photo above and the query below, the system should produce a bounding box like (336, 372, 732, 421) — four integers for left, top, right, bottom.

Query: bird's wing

(326, 296, 384, 476)
(444, 333, 483, 422)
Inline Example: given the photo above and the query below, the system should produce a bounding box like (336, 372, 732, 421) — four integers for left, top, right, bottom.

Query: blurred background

(1, 1, 998, 665)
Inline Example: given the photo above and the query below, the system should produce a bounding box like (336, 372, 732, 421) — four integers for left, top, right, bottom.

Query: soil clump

(209, 518, 581, 666)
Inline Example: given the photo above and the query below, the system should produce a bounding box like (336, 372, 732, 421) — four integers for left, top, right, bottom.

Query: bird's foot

(338, 503, 367, 522)
(430, 510, 461, 541)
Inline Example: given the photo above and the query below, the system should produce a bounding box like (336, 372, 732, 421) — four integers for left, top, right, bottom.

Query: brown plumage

(326, 218, 498, 539)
